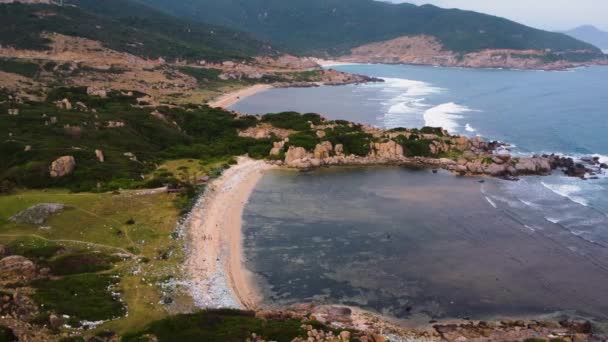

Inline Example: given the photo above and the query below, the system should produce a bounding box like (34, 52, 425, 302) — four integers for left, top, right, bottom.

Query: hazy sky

(383, 0, 608, 31)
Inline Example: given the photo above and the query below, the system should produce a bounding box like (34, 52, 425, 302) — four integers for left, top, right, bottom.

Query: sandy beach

(209, 84, 273, 109)
(185, 157, 274, 309)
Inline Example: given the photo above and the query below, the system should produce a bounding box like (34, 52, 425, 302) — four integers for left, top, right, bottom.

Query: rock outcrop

(9, 203, 66, 225)
(339, 35, 604, 71)
(0, 256, 36, 284)
(95, 149, 105, 163)
(49, 156, 76, 178)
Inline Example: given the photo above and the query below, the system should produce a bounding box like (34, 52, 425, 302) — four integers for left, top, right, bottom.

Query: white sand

(185, 157, 274, 309)
(208, 84, 273, 109)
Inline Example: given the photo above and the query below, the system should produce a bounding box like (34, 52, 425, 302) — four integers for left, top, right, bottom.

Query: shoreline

(208, 84, 273, 109)
(185, 157, 274, 309)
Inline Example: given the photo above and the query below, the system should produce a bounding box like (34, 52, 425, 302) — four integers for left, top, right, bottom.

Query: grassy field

(0, 187, 192, 335)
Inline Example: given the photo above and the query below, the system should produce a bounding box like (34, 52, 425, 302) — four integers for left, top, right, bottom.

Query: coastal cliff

(338, 35, 608, 70)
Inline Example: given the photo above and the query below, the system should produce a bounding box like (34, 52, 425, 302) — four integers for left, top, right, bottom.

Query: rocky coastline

(256, 122, 605, 180)
(335, 35, 608, 71)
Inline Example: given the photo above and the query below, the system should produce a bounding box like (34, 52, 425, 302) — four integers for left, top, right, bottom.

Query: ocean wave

(380, 77, 443, 97)
(540, 182, 589, 207)
(423, 102, 474, 134)
(484, 196, 497, 209)
(465, 123, 476, 133)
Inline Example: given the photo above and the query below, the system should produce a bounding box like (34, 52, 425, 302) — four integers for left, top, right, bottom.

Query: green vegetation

(142, 0, 602, 57)
(0, 1, 272, 62)
(7, 236, 63, 260)
(286, 132, 319, 151)
(262, 112, 322, 131)
(122, 310, 311, 342)
(0, 58, 40, 78)
(0, 187, 187, 334)
(324, 125, 373, 156)
(32, 273, 124, 323)
(0, 87, 271, 192)
(393, 135, 434, 157)
(48, 252, 120, 275)
(0, 326, 16, 342)
(178, 67, 222, 83)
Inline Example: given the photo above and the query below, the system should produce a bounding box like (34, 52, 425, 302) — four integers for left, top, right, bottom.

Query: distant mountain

(139, 0, 601, 58)
(563, 25, 608, 51)
(0, 0, 274, 62)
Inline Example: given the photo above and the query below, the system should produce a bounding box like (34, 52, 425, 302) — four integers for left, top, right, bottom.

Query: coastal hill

(0, 0, 274, 62)
(563, 25, 608, 51)
(140, 0, 606, 69)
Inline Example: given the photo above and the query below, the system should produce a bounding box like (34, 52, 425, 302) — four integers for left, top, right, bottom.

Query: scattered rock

(55, 98, 72, 110)
(0, 256, 36, 284)
(124, 152, 138, 161)
(559, 319, 592, 334)
(9, 203, 66, 225)
(95, 149, 105, 163)
(49, 156, 76, 178)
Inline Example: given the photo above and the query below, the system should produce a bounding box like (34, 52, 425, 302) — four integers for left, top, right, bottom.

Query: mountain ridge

(138, 0, 601, 58)
(562, 25, 608, 50)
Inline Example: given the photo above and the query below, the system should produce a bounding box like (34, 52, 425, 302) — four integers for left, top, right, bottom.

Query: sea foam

(541, 182, 589, 207)
(423, 102, 475, 134)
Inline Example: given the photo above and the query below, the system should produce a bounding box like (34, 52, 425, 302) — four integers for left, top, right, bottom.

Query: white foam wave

(545, 217, 561, 224)
(485, 196, 497, 209)
(423, 102, 474, 134)
(381, 77, 443, 97)
(541, 181, 589, 207)
(465, 123, 476, 133)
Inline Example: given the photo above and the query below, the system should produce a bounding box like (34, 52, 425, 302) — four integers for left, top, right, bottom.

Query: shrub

(32, 273, 124, 322)
(286, 132, 318, 151)
(0, 58, 40, 78)
(48, 252, 119, 276)
(7, 236, 62, 259)
(0, 325, 16, 342)
(262, 112, 322, 131)
(122, 310, 310, 342)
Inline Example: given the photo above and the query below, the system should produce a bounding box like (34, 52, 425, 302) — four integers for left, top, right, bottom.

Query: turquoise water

(234, 64, 608, 322)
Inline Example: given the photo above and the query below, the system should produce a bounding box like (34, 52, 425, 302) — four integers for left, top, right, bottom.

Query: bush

(0, 325, 16, 342)
(286, 132, 318, 151)
(48, 252, 120, 276)
(262, 112, 322, 131)
(122, 310, 310, 342)
(0, 58, 40, 78)
(394, 136, 434, 157)
(7, 236, 62, 259)
(32, 273, 125, 322)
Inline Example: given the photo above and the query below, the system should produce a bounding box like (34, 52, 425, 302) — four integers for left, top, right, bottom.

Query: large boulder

(49, 156, 76, 178)
(484, 163, 507, 176)
(95, 149, 105, 163)
(285, 146, 310, 165)
(314, 141, 333, 159)
(9, 203, 66, 225)
(0, 256, 36, 284)
(335, 144, 344, 157)
(372, 141, 404, 159)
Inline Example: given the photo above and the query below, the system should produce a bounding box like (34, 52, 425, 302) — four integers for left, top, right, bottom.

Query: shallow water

(243, 168, 608, 322)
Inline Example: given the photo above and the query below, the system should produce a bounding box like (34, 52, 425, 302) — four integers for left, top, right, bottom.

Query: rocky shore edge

(248, 303, 606, 342)
(256, 124, 607, 181)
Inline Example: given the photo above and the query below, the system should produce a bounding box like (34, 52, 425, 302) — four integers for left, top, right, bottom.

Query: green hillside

(139, 0, 602, 56)
(0, 1, 274, 62)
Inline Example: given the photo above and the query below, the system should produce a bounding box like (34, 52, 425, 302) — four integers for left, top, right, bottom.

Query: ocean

(233, 64, 608, 323)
